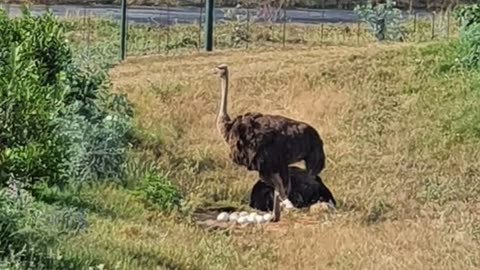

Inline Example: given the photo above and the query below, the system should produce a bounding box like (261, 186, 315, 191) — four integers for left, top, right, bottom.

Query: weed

(133, 169, 182, 213)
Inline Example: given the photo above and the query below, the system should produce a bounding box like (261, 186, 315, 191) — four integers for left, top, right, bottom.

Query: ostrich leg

(271, 173, 294, 210)
(261, 172, 293, 222)
(272, 190, 281, 222)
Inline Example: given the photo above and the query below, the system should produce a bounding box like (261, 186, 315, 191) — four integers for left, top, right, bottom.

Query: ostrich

(249, 165, 336, 212)
(213, 63, 326, 222)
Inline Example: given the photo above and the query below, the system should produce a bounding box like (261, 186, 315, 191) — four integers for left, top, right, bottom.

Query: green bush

(453, 4, 480, 28)
(0, 180, 88, 269)
(0, 9, 71, 187)
(0, 8, 134, 269)
(453, 4, 480, 68)
(133, 169, 182, 213)
(0, 8, 134, 188)
(354, 0, 405, 41)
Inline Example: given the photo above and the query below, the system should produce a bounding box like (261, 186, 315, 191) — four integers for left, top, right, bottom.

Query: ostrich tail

(306, 127, 326, 176)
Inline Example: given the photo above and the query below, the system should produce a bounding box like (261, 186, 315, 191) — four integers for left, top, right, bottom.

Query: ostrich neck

(216, 76, 230, 139)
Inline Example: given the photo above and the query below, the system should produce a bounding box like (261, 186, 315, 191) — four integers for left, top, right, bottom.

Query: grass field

(2, 6, 478, 269)
(51, 39, 480, 269)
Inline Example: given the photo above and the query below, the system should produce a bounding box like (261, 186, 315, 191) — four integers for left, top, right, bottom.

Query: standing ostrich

(213, 63, 326, 222)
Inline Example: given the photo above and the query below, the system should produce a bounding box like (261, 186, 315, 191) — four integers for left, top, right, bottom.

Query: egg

(255, 215, 265, 223)
(216, 212, 229, 222)
(239, 211, 249, 217)
(247, 213, 256, 223)
(237, 216, 248, 224)
(263, 213, 273, 222)
(229, 212, 239, 222)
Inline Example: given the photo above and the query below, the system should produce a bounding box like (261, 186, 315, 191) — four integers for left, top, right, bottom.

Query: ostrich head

(214, 64, 228, 78)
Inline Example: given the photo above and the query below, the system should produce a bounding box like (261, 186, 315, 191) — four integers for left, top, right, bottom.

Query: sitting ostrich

(214, 64, 326, 222)
(249, 165, 336, 212)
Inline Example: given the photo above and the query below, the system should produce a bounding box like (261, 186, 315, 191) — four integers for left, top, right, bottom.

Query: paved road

(2, 4, 431, 25)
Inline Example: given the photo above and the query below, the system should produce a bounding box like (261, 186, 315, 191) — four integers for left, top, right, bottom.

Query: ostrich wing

(226, 112, 287, 170)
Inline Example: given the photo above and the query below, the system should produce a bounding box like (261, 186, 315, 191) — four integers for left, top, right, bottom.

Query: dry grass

(65, 41, 480, 269)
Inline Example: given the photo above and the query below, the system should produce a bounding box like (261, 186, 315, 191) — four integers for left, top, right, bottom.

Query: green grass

(3, 8, 479, 269)
(48, 39, 480, 269)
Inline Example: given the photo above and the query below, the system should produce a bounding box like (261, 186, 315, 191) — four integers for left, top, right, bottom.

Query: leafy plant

(457, 23, 480, 68)
(0, 179, 88, 269)
(0, 9, 72, 187)
(221, 4, 254, 47)
(453, 4, 480, 28)
(133, 169, 182, 212)
(0, 8, 134, 188)
(354, 0, 405, 41)
(451, 4, 480, 68)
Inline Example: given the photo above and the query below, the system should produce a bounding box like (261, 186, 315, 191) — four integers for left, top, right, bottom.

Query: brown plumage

(213, 64, 326, 222)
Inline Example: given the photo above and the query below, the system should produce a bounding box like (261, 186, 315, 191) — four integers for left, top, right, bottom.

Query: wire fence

(0, 1, 460, 59)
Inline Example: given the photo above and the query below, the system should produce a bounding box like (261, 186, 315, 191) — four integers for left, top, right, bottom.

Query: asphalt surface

(2, 4, 431, 25)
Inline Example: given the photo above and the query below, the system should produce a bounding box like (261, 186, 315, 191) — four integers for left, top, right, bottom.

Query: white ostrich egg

(255, 215, 265, 223)
(247, 213, 256, 223)
(216, 212, 229, 222)
(237, 216, 248, 224)
(229, 212, 239, 222)
(263, 213, 273, 222)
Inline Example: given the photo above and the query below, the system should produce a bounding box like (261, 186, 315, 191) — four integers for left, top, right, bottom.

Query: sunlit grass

(15, 11, 474, 269)
(63, 40, 478, 269)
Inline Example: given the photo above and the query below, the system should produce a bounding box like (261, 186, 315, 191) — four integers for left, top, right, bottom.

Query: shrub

(221, 4, 254, 47)
(0, 8, 134, 189)
(0, 179, 88, 269)
(453, 4, 480, 68)
(133, 169, 182, 213)
(0, 8, 72, 187)
(354, 0, 405, 41)
(57, 69, 134, 184)
(0, 7, 134, 270)
(453, 4, 480, 28)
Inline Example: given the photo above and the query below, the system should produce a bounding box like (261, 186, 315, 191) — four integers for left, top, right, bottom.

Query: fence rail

(0, 2, 459, 60)
(3, 0, 478, 11)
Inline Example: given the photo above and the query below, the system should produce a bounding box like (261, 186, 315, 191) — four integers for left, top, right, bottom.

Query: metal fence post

(205, 0, 214, 51)
(120, 0, 128, 60)
(282, 9, 286, 47)
(198, 0, 203, 49)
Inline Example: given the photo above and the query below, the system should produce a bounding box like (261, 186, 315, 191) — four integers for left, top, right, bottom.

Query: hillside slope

(84, 42, 480, 269)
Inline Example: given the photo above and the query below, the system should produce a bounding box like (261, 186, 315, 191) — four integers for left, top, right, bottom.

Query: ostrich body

(214, 64, 326, 222)
(249, 166, 336, 212)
